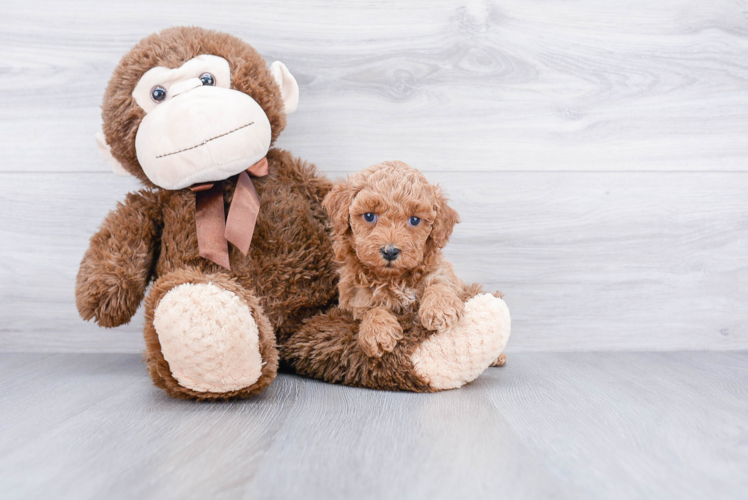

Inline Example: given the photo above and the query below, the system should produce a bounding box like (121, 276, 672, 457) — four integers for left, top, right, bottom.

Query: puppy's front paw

(359, 310, 404, 357)
(419, 291, 465, 331)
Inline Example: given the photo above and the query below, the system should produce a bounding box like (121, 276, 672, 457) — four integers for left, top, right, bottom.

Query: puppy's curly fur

(323, 161, 468, 357)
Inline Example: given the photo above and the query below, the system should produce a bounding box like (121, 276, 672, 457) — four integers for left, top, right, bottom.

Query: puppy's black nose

(381, 245, 401, 262)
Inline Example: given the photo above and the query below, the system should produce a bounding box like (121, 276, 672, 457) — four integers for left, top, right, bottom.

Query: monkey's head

(98, 27, 299, 190)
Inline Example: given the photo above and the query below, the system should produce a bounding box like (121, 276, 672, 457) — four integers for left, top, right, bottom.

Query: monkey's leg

(281, 308, 434, 392)
(143, 268, 278, 401)
(283, 293, 509, 393)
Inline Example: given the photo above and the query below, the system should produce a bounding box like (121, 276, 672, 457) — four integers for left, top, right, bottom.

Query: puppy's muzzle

(381, 244, 401, 262)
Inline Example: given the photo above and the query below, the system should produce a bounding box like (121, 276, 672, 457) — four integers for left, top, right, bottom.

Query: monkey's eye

(409, 216, 421, 226)
(200, 73, 215, 86)
(363, 213, 377, 223)
(150, 85, 167, 103)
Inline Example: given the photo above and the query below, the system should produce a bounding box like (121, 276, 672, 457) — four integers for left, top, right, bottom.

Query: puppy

(323, 161, 470, 357)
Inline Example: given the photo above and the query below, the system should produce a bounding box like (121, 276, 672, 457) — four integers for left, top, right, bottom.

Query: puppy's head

(323, 161, 459, 275)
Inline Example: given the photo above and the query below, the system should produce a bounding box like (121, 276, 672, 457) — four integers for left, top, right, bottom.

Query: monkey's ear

(95, 131, 131, 177)
(269, 61, 299, 115)
(322, 181, 355, 236)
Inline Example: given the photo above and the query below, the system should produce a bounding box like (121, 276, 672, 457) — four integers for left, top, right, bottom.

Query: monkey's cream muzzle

(135, 85, 272, 190)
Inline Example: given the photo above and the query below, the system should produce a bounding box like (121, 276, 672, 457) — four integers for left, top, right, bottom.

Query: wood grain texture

(1, 1, 747, 352)
(1, 0, 747, 173)
(0, 352, 746, 499)
(1, 171, 746, 352)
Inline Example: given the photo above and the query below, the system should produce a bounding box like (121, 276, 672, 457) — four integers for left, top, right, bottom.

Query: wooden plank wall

(1, 0, 746, 352)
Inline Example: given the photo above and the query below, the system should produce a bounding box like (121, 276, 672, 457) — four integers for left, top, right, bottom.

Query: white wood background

(1, 0, 747, 352)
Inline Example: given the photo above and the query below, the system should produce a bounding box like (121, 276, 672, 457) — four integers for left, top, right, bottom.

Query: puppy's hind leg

(491, 352, 508, 367)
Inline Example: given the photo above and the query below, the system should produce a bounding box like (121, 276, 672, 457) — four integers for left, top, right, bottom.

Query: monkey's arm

(76, 189, 162, 328)
(268, 148, 333, 215)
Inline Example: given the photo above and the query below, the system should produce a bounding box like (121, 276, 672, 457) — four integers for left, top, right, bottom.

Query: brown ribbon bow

(190, 157, 269, 269)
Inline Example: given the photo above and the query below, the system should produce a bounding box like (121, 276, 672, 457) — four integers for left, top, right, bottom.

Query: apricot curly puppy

(324, 161, 504, 361)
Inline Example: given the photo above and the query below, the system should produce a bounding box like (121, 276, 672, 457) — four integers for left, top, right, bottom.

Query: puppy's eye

(150, 85, 167, 103)
(409, 216, 421, 226)
(200, 73, 215, 86)
(363, 213, 377, 223)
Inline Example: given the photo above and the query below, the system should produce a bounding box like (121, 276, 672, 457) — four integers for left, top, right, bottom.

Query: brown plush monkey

(77, 27, 510, 400)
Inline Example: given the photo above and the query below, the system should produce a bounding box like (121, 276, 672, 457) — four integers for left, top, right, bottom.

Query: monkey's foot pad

(153, 282, 263, 392)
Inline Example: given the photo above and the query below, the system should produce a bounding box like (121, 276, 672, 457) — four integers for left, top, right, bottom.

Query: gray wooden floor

(1, 352, 746, 500)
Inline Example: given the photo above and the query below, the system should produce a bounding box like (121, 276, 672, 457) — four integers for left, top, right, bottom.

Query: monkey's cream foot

(153, 282, 263, 392)
(144, 269, 277, 400)
(411, 293, 511, 391)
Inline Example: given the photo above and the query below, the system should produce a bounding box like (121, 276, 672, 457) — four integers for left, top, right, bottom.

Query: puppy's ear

(323, 181, 355, 236)
(428, 186, 460, 250)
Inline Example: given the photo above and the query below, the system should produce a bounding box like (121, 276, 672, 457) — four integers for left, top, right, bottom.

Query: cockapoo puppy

(323, 161, 506, 365)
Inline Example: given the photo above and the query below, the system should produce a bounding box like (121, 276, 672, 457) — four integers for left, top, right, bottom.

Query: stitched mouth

(156, 121, 254, 159)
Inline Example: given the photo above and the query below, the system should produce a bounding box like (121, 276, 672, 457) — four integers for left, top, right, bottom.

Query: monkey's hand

(419, 285, 465, 332)
(358, 307, 404, 357)
(76, 190, 161, 328)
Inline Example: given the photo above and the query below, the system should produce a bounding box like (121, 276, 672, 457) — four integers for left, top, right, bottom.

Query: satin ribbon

(190, 157, 269, 269)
